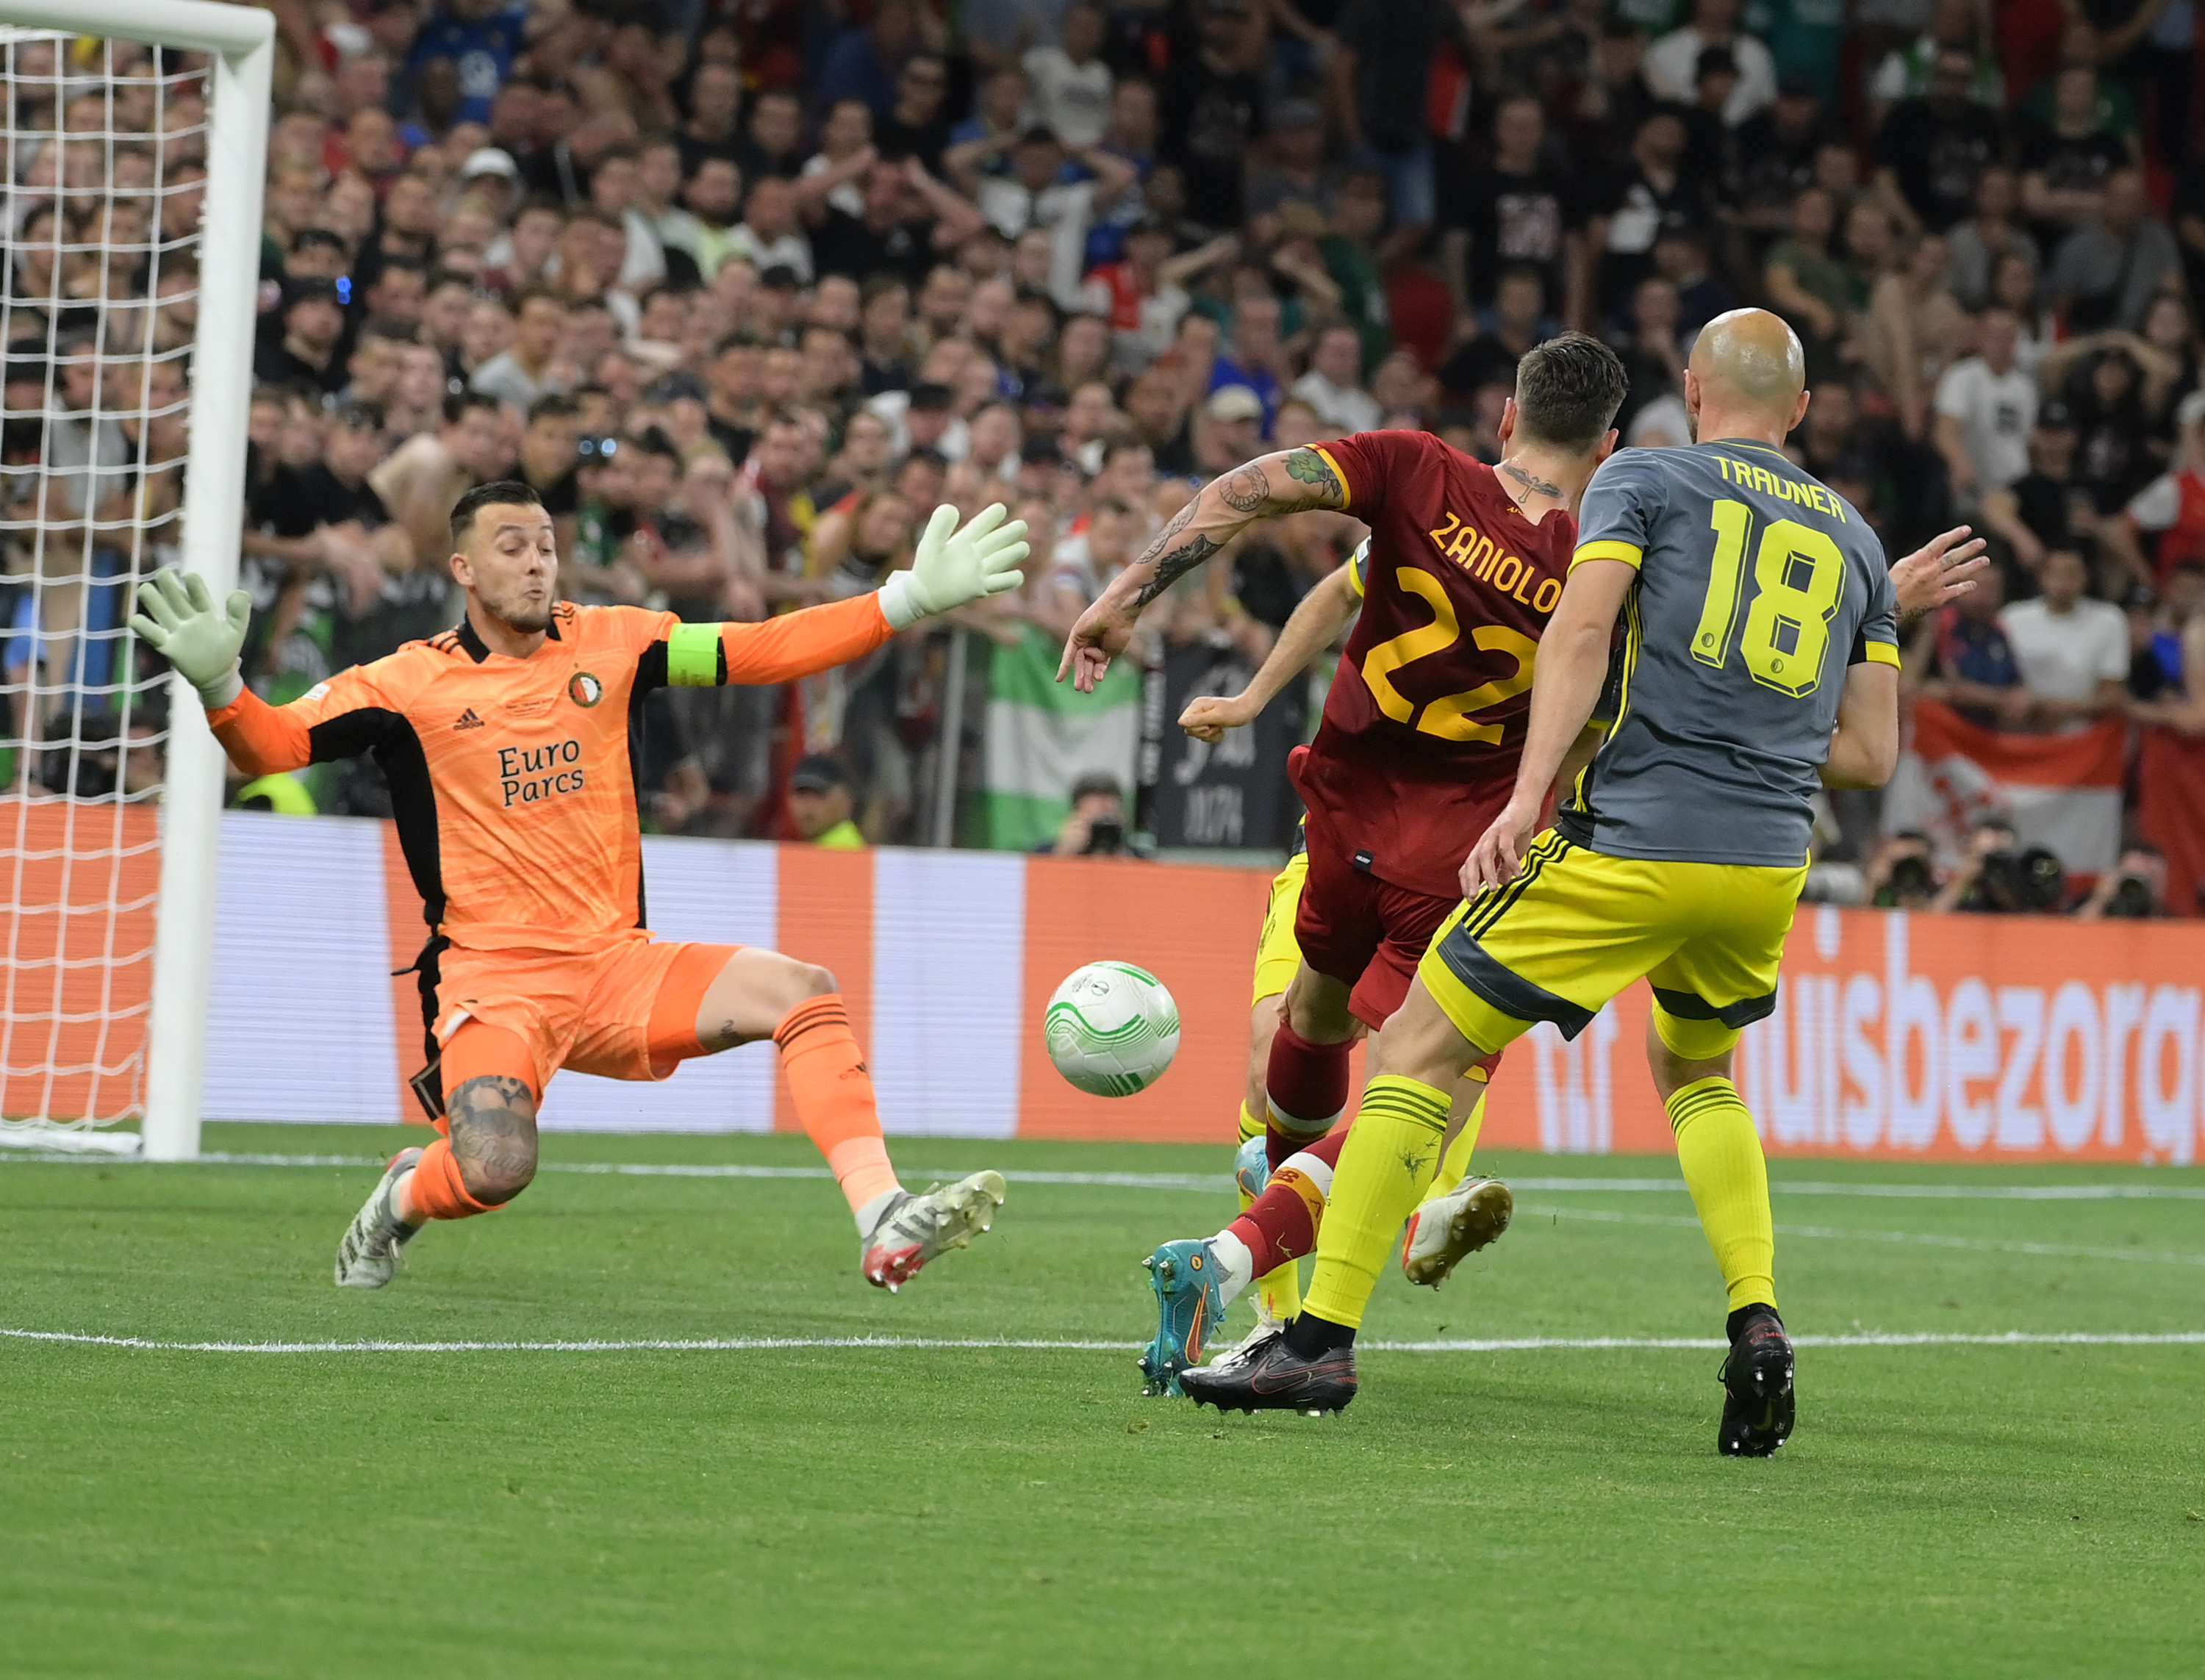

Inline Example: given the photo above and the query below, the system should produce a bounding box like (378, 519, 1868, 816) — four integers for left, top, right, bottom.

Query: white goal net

(0, 2, 269, 1155)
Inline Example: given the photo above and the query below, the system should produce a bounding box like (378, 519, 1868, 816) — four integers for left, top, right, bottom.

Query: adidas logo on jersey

(453, 708, 485, 730)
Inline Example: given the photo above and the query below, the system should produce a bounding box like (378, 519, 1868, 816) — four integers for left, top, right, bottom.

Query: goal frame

(0, 0, 273, 1158)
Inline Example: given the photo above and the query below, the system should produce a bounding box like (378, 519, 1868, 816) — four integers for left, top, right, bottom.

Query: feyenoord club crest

(567, 671, 603, 708)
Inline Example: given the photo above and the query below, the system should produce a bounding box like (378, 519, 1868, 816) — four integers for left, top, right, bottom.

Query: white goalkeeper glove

(130, 568, 251, 709)
(877, 502, 1030, 630)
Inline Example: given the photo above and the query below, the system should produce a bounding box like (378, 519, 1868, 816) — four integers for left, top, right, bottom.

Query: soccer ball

(1044, 962, 1181, 1097)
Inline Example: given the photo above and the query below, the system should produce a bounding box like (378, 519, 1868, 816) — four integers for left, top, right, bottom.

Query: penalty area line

(4, 1327, 2202, 1357)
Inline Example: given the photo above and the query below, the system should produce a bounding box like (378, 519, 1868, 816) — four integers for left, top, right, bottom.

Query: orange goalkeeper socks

(775, 994, 901, 1221)
(400, 1137, 494, 1221)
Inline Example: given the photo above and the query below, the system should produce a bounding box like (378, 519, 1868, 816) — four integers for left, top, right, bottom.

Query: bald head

(1685, 308, 1810, 442)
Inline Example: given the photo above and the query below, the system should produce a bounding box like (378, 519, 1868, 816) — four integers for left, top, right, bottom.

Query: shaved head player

(134, 486, 1029, 1292)
(1180, 309, 1988, 1448)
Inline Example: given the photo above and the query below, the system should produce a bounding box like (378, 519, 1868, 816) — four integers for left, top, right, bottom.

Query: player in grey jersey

(1178, 310, 1987, 1457)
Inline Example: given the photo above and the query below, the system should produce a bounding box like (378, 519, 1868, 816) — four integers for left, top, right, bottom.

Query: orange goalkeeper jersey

(209, 595, 893, 952)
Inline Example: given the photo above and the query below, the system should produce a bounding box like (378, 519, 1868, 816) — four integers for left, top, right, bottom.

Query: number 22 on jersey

(1690, 500, 1846, 699)
(1359, 565, 1540, 744)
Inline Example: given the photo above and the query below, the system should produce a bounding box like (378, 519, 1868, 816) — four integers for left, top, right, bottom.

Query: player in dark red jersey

(1064, 336, 1632, 1388)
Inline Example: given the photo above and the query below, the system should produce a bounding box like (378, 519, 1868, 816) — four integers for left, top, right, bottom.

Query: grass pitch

(2, 1124, 2201, 1679)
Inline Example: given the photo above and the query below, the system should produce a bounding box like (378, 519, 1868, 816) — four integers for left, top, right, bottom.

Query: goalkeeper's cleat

(1233, 1132, 1272, 1203)
(334, 1146, 424, 1289)
(1717, 1305, 1796, 1457)
(1399, 1174, 1514, 1288)
(1137, 1238, 1226, 1396)
(1180, 1328, 1356, 1417)
(859, 1171, 1006, 1291)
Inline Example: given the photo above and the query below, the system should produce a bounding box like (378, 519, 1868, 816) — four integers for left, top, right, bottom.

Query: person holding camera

(1929, 815, 2069, 913)
(2074, 844, 2169, 919)
(1038, 770, 1146, 858)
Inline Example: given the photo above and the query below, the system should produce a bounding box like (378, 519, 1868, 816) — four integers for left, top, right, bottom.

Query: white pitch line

(3, 1327, 2201, 1356)
(1521, 1203, 2205, 1267)
(6, 1149, 2203, 1202)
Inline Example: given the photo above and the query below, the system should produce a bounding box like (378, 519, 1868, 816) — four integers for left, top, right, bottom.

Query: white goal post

(0, 0, 270, 1158)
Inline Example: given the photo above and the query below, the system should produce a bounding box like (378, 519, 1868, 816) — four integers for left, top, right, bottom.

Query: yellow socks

(1667, 1075, 1777, 1313)
(1430, 1078, 1489, 1196)
(1237, 1100, 1303, 1320)
(1302, 1076, 1448, 1330)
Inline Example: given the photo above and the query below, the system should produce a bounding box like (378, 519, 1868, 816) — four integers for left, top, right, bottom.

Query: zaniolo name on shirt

(1422, 509, 1563, 614)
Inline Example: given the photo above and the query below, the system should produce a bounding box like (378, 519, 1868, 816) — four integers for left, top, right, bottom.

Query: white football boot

(859, 1171, 1007, 1290)
(1399, 1175, 1515, 1288)
(334, 1147, 425, 1288)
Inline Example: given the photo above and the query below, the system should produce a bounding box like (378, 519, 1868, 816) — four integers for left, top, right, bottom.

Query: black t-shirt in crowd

(1456, 165, 1579, 310)
(249, 462, 385, 538)
(1438, 331, 1532, 400)
(706, 412, 756, 467)
(1590, 165, 1709, 320)
(252, 340, 347, 398)
(2017, 123, 2132, 247)
(1872, 98, 2006, 232)
(1161, 53, 1266, 228)
(811, 209, 936, 287)
(875, 112, 950, 173)
(531, 467, 580, 519)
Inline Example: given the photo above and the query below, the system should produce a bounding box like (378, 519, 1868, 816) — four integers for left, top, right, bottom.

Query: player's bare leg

(1644, 1016, 1791, 1457)
(693, 947, 1005, 1290)
(1263, 961, 1359, 1171)
(337, 1069, 537, 1288)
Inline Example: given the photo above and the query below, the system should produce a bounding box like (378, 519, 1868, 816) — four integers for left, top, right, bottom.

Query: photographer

(1867, 830, 1942, 908)
(2074, 844, 2169, 919)
(1929, 816, 2069, 913)
(1037, 771, 1149, 858)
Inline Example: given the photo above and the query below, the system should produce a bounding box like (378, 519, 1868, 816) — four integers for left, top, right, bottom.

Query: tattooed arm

(1057, 446, 1348, 691)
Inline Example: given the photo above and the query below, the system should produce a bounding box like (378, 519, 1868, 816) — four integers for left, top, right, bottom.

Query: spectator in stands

(1945, 167, 2038, 312)
(2111, 390, 2205, 587)
(1451, 93, 1581, 331)
(2001, 548, 2131, 730)
(2047, 168, 2183, 333)
(1289, 322, 1380, 435)
(1904, 561, 2029, 728)
(788, 755, 867, 850)
(1646, 0, 1778, 123)
(1872, 46, 2005, 234)
(1979, 399, 2087, 586)
(1929, 816, 2068, 914)
(2074, 844, 2170, 917)
(1935, 308, 2037, 506)
(1866, 0, 2004, 128)
(470, 289, 570, 410)
(254, 278, 350, 395)
(1024, 2, 1113, 149)
(1039, 770, 1141, 857)
(877, 54, 953, 173)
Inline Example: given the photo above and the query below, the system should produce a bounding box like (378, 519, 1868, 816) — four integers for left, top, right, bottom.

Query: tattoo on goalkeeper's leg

(448, 1075, 539, 1205)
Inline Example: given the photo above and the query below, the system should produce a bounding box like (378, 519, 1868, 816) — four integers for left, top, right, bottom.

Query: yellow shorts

(1250, 846, 1309, 1006)
(1416, 831, 1806, 1062)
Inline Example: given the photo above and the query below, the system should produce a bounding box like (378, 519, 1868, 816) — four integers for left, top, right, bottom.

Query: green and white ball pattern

(1044, 962, 1181, 1097)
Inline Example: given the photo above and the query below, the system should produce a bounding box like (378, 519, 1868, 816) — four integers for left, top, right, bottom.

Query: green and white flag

(981, 625, 1141, 850)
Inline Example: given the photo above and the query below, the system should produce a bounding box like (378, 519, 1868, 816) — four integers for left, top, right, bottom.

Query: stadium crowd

(10, 0, 2205, 908)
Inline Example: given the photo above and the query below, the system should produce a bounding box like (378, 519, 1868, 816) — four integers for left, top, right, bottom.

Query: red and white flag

(1882, 700, 2125, 876)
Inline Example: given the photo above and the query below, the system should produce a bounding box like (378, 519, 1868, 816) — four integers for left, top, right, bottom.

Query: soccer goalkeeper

(134, 482, 1028, 1292)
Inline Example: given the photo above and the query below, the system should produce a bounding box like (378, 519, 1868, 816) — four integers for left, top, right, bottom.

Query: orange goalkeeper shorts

(431, 938, 739, 1099)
